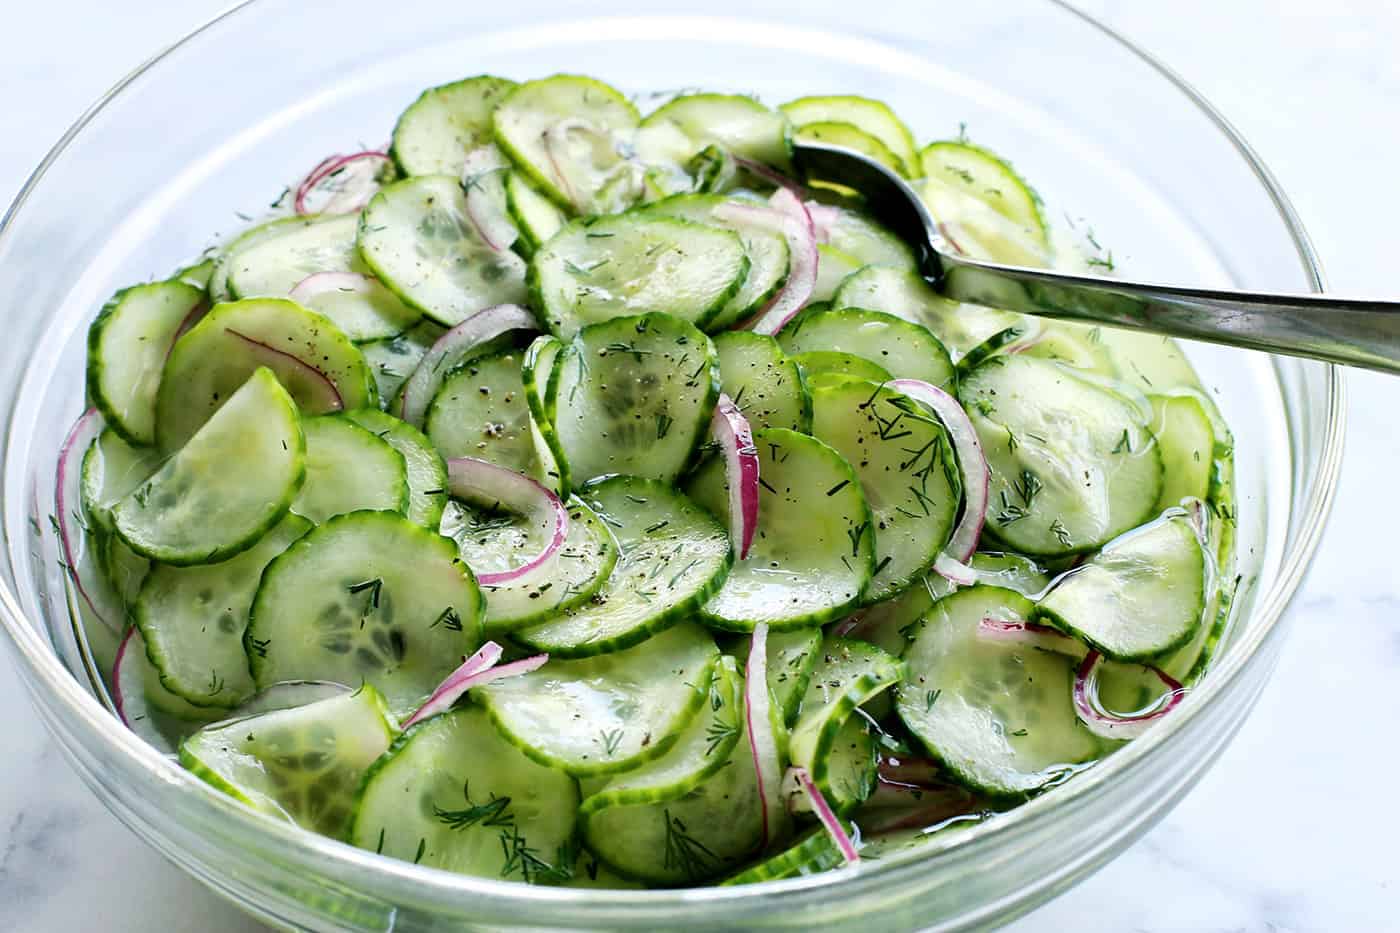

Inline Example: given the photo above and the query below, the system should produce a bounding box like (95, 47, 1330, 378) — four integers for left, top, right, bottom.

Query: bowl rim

(0, 0, 1347, 923)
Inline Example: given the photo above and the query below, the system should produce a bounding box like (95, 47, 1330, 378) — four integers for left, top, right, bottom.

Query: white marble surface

(3, 1, 1398, 930)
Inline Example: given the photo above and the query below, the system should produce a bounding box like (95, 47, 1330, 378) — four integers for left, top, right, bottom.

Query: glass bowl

(0, 0, 1343, 929)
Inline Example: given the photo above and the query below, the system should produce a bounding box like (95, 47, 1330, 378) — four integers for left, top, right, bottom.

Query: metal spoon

(793, 140, 1400, 373)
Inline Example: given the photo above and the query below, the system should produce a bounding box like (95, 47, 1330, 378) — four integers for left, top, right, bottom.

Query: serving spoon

(793, 140, 1400, 374)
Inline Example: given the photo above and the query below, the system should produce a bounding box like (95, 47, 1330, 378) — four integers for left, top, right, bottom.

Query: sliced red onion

(805, 201, 842, 245)
(829, 610, 866, 638)
(294, 150, 393, 216)
(745, 623, 784, 850)
(731, 156, 809, 198)
(731, 189, 818, 335)
(288, 270, 375, 306)
(446, 457, 569, 585)
(543, 119, 596, 211)
(711, 394, 760, 559)
(226, 328, 343, 412)
(402, 641, 549, 729)
(977, 617, 1087, 661)
(110, 627, 180, 754)
(932, 554, 978, 587)
(889, 379, 989, 567)
(397, 303, 538, 426)
(1073, 650, 1187, 741)
(462, 148, 519, 253)
(861, 783, 980, 835)
(788, 766, 860, 864)
(876, 754, 946, 789)
(55, 409, 121, 634)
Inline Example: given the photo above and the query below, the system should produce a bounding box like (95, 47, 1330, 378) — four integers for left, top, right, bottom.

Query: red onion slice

(55, 409, 121, 634)
(1073, 650, 1187, 741)
(711, 394, 760, 559)
(462, 149, 519, 253)
(888, 379, 990, 570)
(805, 201, 842, 244)
(744, 623, 784, 850)
(445, 457, 569, 585)
(731, 156, 809, 198)
(977, 616, 1087, 660)
(288, 270, 375, 306)
(788, 766, 860, 864)
(293, 150, 393, 216)
(713, 190, 818, 335)
(397, 303, 538, 426)
(876, 753, 946, 789)
(402, 641, 549, 729)
(226, 328, 343, 412)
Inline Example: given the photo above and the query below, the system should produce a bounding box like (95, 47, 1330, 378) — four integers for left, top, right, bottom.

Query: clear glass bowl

(0, 0, 1343, 929)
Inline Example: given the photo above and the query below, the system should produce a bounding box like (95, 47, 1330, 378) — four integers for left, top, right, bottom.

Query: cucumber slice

(359, 320, 444, 406)
(811, 246, 864, 303)
(795, 122, 905, 176)
(246, 510, 484, 717)
(357, 174, 529, 327)
(350, 705, 579, 883)
(581, 724, 764, 885)
(711, 332, 810, 433)
(425, 349, 539, 475)
(777, 307, 955, 390)
(114, 368, 305, 566)
(817, 714, 878, 814)
(686, 428, 872, 631)
(528, 214, 749, 338)
(831, 265, 1021, 358)
(721, 828, 846, 884)
(157, 297, 377, 451)
(960, 355, 1163, 555)
(810, 203, 916, 270)
(81, 428, 161, 532)
(918, 141, 1048, 250)
(514, 476, 731, 656)
(291, 274, 424, 343)
(118, 629, 224, 744)
(136, 514, 312, 709)
(175, 257, 216, 291)
(477, 621, 719, 776)
(210, 216, 328, 302)
(87, 280, 205, 446)
(791, 350, 892, 387)
(181, 684, 397, 838)
(640, 194, 791, 329)
(505, 172, 567, 255)
(1020, 321, 1116, 378)
(726, 626, 824, 728)
(292, 414, 410, 523)
(344, 408, 449, 528)
(810, 380, 961, 602)
(789, 638, 904, 813)
(93, 531, 150, 609)
(390, 75, 517, 177)
(550, 313, 719, 485)
(639, 93, 792, 172)
(493, 75, 642, 215)
(1036, 512, 1206, 661)
(895, 585, 1101, 798)
(1149, 393, 1215, 511)
(579, 655, 742, 816)
(781, 95, 917, 177)
(522, 335, 571, 493)
(439, 494, 617, 632)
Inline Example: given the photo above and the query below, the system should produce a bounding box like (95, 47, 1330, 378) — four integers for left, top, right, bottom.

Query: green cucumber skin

(389, 74, 517, 178)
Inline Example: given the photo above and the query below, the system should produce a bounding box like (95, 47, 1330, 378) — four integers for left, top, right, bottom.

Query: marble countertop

(3, 1, 1397, 930)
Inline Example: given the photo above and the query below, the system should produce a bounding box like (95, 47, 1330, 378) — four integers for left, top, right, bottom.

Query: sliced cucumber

(711, 331, 810, 433)
(896, 585, 1101, 798)
(81, 428, 161, 532)
(810, 380, 961, 601)
(175, 257, 216, 291)
(795, 122, 905, 175)
(727, 626, 822, 727)
(721, 828, 847, 884)
(357, 174, 529, 327)
(119, 629, 224, 742)
(440, 494, 618, 632)
(344, 408, 449, 528)
(686, 428, 872, 631)
(87, 280, 205, 446)
(818, 713, 878, 814)
(579, 655, 742, 815)
(528, 213, 749, 338)
(782, 95, 916, 176)
(494, 75, 641, 215)
(292, 415, 410, 524)
(777, 307, 954, 390)
(505, 171, 567, 255)
(350, 705, 579, 883)
(581, 724, 763, 885)
(809, 203, 916, 270)
(521, 334, 571, 492)
(390, 75, 517, 177)
(789, 638, 904, 813)
(919, 141, 1048, 251)
(1036, 512, 1206, 661)
(812, 246, 864, 303)
(157, 297, 376, 451)
(425, 348, 539, 475)
(210, 216, 328, 302)
(358, 320, 443, 406)
(246, 510, 483, 717)
(831, 265, 1021, 358)
(640, 193, 791, 329)
(639, 93, 792, 172)
(477, 621, 719, 776)
(1149, 393, 1215, 510)
(93, 531, 150, 609)
(136, 513, 312, 709)
(291, 274, 424, 343)
(960, 355, 1163, 556)
(550, 313, 719, 485)
(114, 368, 305, 566)
(792, 350, 892, 387)
(181, 684, 397, 838)
(514, 476, 731, 656)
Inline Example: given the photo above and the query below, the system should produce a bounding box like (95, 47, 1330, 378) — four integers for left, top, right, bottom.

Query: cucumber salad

(55, 72, 1237, 888)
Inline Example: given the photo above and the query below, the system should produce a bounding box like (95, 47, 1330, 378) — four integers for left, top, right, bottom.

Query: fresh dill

(430, 607, 463, 631)
(661, 810, 718, 881)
